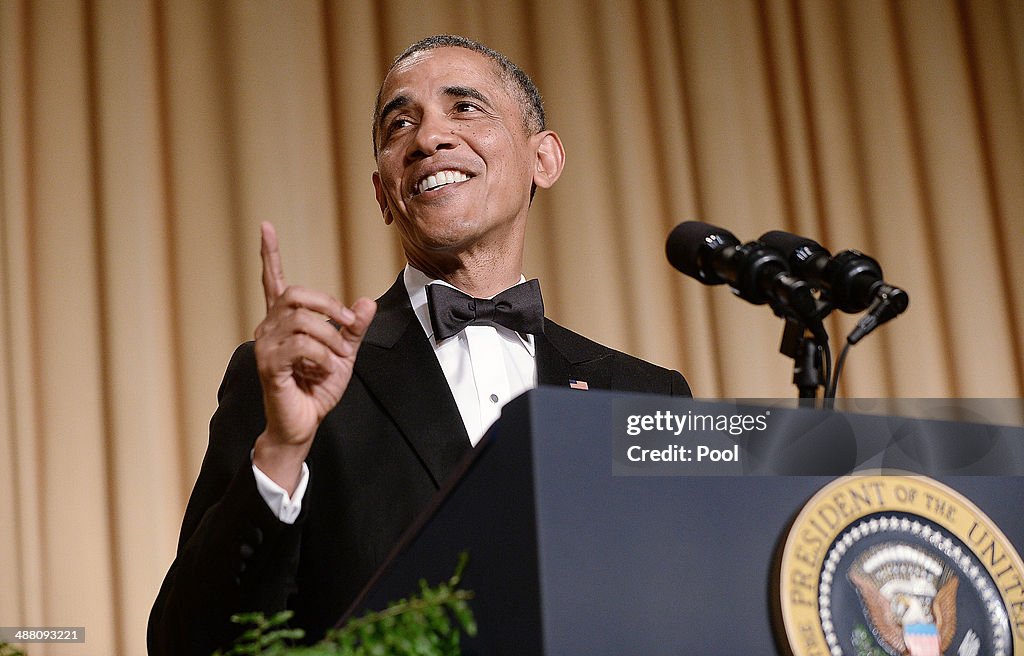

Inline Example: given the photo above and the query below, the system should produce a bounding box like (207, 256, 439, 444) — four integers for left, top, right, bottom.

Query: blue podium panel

(348, 389, 1024, 655)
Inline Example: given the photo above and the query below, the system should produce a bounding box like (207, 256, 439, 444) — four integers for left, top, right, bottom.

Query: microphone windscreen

(758, 230, 823, 255)
(666, 221, 734, 280)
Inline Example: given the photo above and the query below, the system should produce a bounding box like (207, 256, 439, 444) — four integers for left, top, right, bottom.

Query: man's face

(372, 48, 546, 268)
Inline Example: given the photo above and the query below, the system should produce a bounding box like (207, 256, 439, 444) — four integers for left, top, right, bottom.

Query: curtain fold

(2, 1, 1022, 652)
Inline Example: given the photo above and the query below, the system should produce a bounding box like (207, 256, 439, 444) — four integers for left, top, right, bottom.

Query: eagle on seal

(848, 543, 959, 656)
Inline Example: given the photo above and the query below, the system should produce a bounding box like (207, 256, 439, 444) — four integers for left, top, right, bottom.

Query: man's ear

(532, 131, 565, 190)
(372, 171, 393, 225)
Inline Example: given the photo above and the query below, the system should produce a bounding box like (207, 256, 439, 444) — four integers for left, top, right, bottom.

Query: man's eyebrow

(378, 86, 491, 131)
(442, 85, 490, 106)
(378, 94, 410, 128)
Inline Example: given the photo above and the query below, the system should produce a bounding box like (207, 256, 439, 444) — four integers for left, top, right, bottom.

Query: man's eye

(454, 102, 479, 113)
(384, 117, 413, 137)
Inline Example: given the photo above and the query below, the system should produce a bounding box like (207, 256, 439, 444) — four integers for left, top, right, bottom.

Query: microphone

(758, 230, 909, 342)
(666, 222, 819, 321)
(846, 285, 909, 344)
(759, 230, 909, 315)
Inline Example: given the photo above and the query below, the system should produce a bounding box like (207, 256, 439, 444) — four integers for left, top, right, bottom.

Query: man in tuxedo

(149, 34, 690, 654)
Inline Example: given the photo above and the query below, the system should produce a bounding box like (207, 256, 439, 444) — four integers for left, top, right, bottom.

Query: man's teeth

(417, 170, 469, 194)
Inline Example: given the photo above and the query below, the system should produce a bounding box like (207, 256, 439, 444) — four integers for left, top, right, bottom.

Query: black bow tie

(426, 280, 545, 341)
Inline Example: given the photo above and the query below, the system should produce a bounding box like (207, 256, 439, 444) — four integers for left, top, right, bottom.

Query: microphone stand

(780, 318, 825, 403)
(774, 302, 832, 404)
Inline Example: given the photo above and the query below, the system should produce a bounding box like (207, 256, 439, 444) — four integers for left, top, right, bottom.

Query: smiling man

(371, 41, 563, 298)
(149, 35, 690, 653)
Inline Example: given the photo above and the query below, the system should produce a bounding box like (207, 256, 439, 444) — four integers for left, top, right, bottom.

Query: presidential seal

(777, 476, 1024, 656)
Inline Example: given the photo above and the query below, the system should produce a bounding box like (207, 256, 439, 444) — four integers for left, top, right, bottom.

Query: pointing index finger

(261, 221, 286, 311)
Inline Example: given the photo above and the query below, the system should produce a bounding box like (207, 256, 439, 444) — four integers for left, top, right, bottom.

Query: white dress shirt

(254, 265, 539, 523)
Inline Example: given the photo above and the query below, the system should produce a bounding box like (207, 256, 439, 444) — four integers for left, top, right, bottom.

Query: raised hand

(252, 222, 376, 491)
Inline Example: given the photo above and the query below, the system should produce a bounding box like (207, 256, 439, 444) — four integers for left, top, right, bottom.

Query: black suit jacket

(148, 275, 690, 654)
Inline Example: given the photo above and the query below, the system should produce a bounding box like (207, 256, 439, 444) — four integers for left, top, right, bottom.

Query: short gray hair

(372, 34, 546, 154)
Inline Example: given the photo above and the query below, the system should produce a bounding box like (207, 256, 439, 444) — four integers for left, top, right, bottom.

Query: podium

(344, 389, 1024, 654)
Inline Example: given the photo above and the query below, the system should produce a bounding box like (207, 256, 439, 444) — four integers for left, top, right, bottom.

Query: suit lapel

(536, 318, 613, 389)
(353, 279, 617, 484)
(354, 275, 470, 487)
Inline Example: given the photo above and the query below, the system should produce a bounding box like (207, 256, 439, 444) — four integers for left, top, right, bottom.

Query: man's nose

(408, 112, 458, 160)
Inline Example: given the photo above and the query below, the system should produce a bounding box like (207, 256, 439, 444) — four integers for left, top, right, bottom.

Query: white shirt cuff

(251, 456, 309, 524)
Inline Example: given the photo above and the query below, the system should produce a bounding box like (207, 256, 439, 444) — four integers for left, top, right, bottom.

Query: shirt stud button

(489, 393, 499, 403)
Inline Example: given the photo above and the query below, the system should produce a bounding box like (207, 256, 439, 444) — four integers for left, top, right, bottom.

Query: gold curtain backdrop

(1, 0, 1022, 652)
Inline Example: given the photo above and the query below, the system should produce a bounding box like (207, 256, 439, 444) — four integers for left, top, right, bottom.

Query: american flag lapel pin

(568, 379, 589, 390)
